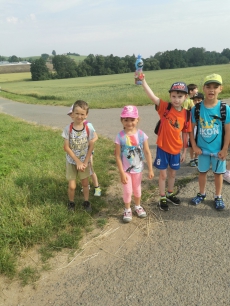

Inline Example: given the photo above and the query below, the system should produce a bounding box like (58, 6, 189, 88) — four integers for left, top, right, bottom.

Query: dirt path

(0, 97, 230, 306)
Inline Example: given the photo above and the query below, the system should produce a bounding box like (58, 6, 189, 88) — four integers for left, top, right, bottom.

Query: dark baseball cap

(191, 92, 204, 100)
(169, 82, 188, 94)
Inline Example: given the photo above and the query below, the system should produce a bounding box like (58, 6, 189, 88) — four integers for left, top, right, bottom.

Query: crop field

(0, 64, 230, 108)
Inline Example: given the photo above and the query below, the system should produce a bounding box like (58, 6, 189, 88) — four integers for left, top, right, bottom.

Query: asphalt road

(0, 97, 230, 306)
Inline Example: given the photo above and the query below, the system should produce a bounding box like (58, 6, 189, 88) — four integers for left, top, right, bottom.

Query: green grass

(0, 72, 31, 83)
(1, 64, 230, 108)
(0, 114, 117, 280)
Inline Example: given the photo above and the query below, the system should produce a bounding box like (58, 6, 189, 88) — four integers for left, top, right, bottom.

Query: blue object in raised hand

(134, 54, 144, 85)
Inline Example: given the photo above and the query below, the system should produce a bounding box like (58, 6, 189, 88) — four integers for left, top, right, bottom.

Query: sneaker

(94, 187, 101, 196)
(166, 192, 181, 205)
(81, 185, 90, 192)
(223, 172, 230, 184)
(135, 206, 147, 218)
(194, 158, 198, 167)
(190, 159, 196, 167)
(157, 198, 169, 211)
(191, 193, 206, 205)
(82, 201, 92, 212)
(68, 201, 75, 211)
(123, 210, 132, 222)
(215, 197, 225, 210)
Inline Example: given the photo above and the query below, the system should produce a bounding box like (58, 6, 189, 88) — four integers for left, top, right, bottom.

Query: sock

(167, 191, 173, 195)
(215, 195, 222, 199)
(135, 205, 141, 209)
(125, 208, 131, 212)
(160, 195, 166, 198)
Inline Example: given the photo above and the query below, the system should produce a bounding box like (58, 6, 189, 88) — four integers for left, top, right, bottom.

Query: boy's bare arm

(142, 78, 160, 105)
(63, 139, 85, 170)
(189, 123, 202, 155)
(219, 123, 230, 159)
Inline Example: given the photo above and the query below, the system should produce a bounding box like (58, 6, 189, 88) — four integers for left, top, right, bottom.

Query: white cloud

(6, 16, 18, 24)
(30, 14, 36, 22)
(1, 0, 230, 57)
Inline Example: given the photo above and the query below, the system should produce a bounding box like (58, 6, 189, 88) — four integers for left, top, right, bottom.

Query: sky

(1, 0, 230, 59)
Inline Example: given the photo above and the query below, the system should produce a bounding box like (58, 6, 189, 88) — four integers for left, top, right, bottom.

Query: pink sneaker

(123, 210, 132, 223)
(223, 172, 230, 183)
(135, 206, 147, 218)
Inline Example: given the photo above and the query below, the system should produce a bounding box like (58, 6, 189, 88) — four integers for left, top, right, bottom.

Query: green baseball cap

(203, 74, 222, 85)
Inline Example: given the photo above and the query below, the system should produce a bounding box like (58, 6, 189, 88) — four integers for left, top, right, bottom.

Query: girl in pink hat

(115, 105, 154, 222)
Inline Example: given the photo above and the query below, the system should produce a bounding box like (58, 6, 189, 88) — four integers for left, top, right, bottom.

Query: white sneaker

(135, 206, 147, 218)
(223, 172, 230, 183)
(81, 185, 90, 192)
(123, 210, 132, 223)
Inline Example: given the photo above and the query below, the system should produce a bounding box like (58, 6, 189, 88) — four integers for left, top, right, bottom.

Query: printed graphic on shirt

(115, 131, 147, 174)
(69, 129, 88, 162)
(198, 116, 219, 144)
(165, 113, 181, 130)
(123, 134, 143, 173)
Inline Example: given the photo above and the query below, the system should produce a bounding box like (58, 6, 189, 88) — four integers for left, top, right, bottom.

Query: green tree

(8, 55, 19, 62)
(221, 48, 230, 61)
(41, 53, 49, 61)
(30, 58, 50, 81)
(52, 55, 77, 78)
(52, 50, 56, 56)
(0, 56, 6, 61)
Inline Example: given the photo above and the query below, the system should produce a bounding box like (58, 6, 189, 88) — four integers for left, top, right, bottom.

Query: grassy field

(0, 64, 230, 108)
(0, 114, 117, 282)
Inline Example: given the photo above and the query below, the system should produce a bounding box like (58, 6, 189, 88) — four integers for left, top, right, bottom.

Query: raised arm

(142, 78, 160, 106)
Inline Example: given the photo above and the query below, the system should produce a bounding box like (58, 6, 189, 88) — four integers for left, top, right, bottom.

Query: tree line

(28, 47, 230, 81)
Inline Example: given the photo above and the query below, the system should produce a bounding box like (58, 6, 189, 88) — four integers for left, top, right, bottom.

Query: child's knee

(160, 172, 167, 181)
(81, 178, 89, 188)
(68, 180, 76, 191)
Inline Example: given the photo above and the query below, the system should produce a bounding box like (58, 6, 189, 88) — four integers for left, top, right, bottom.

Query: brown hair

(72, 100, 89, 114)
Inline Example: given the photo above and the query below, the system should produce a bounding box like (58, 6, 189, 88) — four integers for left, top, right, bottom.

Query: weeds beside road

(0, 113, 116, 283)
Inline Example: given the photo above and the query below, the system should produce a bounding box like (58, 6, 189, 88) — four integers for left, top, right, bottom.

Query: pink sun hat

(120, 105, 139, 118)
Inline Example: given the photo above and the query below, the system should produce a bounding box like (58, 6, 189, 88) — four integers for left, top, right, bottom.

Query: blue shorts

(198, 154, 226, 174)
(154, 146, 180, 170)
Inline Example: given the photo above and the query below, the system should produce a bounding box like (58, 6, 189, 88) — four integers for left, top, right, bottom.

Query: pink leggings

(122, 172, 142, 203)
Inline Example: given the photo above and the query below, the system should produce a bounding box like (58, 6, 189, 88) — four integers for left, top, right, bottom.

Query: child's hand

(120, 172, 128, 184)
(148, 170, 154, 179)
(218, 149, 227, 160)
(180, 151, 186, 163)
(193, 145, 202, 156)
(76, 161, 86, 171)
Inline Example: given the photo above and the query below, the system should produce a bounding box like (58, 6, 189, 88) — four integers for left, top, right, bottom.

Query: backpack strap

(69, 122, 74, 133)
(220, 101, 226, 149)
(183, 109, 191, 132)
(69, 121, 89, 137)
(194, 102, 201, 143)
(83, 121, 89, 137)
